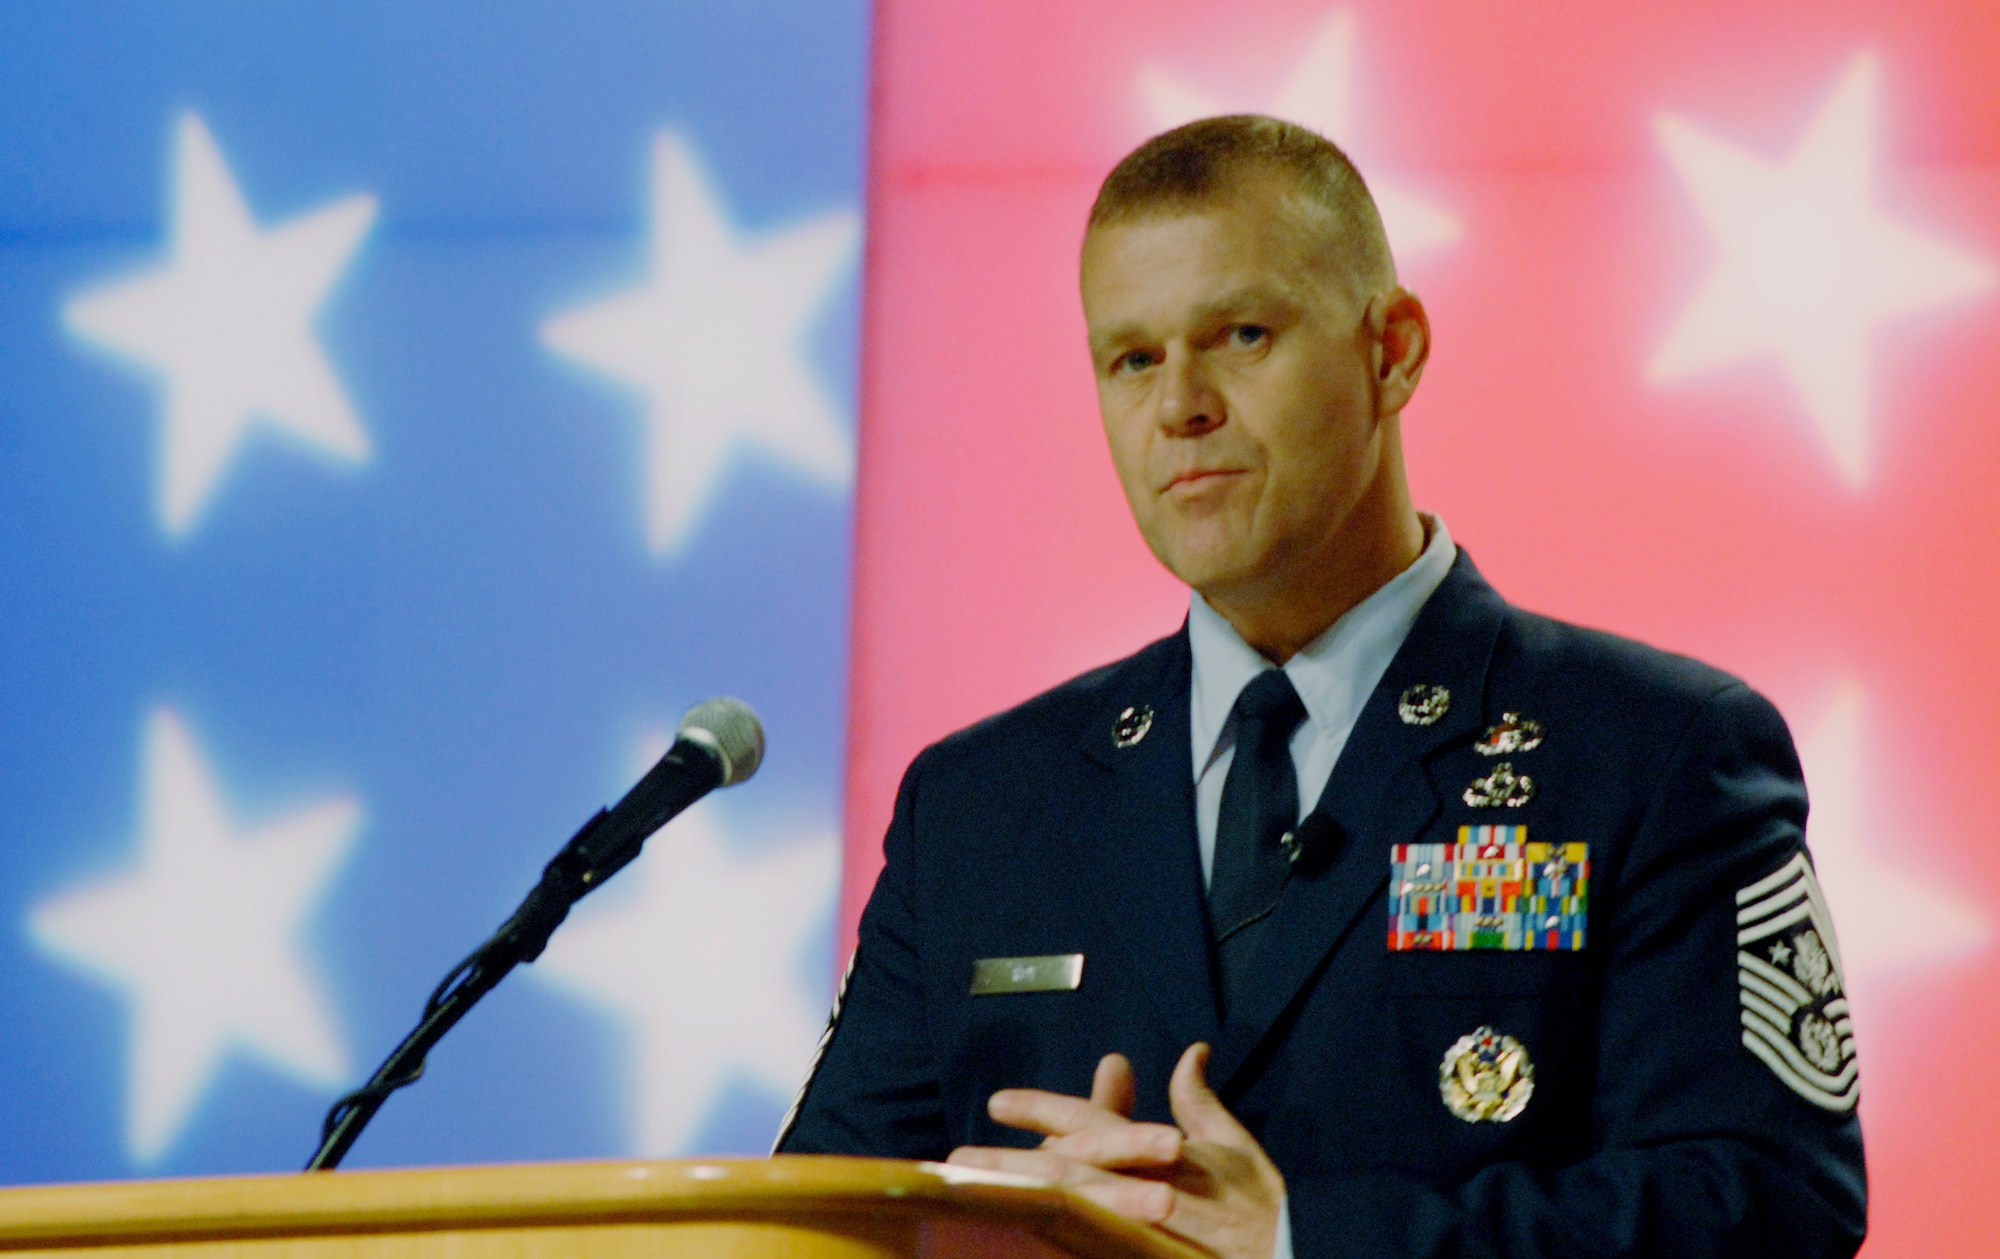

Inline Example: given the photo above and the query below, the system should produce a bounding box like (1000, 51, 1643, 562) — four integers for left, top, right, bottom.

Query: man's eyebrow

(1087, 322, 1146, 357)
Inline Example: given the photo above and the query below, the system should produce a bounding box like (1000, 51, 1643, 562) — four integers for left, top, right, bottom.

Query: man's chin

(1158, 549, 1263, 603)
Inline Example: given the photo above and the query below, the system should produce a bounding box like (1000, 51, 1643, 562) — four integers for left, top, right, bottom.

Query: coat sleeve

(1286, 682, 1867, 1259)
(773, 749, 951, 1158)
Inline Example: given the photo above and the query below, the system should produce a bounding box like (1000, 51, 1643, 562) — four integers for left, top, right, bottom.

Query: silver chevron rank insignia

(1736, 852, 1859, 1112)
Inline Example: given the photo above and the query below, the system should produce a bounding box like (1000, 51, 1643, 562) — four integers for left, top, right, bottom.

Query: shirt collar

(1188, 515, 1458, 775)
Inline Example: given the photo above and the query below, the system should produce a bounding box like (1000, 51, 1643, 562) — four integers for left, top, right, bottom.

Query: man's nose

(1153, 349, 1222, 436)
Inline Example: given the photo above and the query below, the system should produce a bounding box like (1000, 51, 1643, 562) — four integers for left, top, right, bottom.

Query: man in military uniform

(775, 116, 1866, 1259)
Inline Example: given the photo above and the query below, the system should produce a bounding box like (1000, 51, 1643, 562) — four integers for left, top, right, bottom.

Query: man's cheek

(1106, 430, 1153, 501)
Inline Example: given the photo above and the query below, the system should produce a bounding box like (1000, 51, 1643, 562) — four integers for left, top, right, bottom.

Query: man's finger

(1040, 1120, 1182, 1169)
(1067, 1176, 1176, 1225)
(946, 1146, 1173, 1222)
(988, 1086, 1128, 1137)
(1089, 1053, 1138, 1118)
(1167, 1043, 1254, 1146)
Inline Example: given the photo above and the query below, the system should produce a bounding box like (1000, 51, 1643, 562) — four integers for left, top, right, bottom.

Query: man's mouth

(1162, 468, 1242, 495)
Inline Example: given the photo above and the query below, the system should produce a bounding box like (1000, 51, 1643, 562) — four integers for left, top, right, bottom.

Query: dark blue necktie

(1210, 668, 1307, 1021)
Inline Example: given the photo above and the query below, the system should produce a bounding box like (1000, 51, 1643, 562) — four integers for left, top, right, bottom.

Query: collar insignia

(1398, 684, 1451, 726)
(1111, 704, 1154, 749)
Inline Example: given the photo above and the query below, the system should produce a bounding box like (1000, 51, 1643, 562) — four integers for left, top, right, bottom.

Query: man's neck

(1204, 509, 1428, 664)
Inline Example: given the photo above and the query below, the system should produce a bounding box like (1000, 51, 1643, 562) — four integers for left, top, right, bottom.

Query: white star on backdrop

(1796, 682, 1988, 994)
(540, 132, 860, 557)
(530, 795, 838, 1156)
(1139, 8, 1462, 259)
(1650, 53, 1995, 487)
(62, 112, 378, 537)
(27, 708, 359, 1163)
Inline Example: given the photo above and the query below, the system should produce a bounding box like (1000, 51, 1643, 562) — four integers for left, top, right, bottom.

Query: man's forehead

(1084, 196, 1342, 290)
(1083, 214, 1326, 336)
(1088, 280, 1296, 337)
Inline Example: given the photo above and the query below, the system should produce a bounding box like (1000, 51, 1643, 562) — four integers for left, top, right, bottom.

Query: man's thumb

(1168, 1043, 1249, 1143)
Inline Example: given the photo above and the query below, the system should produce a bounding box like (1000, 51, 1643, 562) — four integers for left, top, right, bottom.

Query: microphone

(306, 697, 763, 1172)
(546, 697, 766, 900)
(1280, 812, 1344, 875)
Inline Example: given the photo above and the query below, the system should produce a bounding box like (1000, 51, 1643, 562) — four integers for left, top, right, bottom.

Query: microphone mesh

(678, 697, 765, 786)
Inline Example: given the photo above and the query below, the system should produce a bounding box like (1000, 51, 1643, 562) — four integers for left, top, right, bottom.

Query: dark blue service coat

(778, 553, 1867, 1259)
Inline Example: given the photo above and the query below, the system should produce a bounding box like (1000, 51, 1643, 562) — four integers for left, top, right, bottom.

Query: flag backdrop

(2, 3, 1997, 1258)
(0, 1, 867, 1176)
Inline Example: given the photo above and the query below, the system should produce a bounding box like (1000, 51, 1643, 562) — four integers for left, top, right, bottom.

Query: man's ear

(1368, 287, 1431, 418)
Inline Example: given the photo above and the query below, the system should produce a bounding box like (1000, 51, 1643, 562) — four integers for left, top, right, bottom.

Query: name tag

(969, 953, 1084, 995)
(1389, 827, 1589, 951)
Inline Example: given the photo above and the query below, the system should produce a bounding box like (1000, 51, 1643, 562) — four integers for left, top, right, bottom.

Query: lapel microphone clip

(1280, 812, 1344, 876)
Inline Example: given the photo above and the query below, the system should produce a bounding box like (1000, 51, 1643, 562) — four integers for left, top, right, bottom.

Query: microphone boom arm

(304, 807, 609, 1171)
(304, 701, 759, 1172)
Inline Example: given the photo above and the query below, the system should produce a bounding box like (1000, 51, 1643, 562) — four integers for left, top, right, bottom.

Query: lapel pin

(1398, 684, 1451, 726)
(1465, 761, 1535, 808)
(1439, 1027, 1535, 1123)
(1475, 712, 1545, 756)
(1111, 704, 1154, 749)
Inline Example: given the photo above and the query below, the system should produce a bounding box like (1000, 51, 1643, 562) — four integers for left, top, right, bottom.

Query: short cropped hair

(1088, 115, 1396, 294)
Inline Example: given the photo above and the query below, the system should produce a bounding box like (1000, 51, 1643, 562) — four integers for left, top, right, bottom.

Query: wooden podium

(0, 1158, 1207, 1259)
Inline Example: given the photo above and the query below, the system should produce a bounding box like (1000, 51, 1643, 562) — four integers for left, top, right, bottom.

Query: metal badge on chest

(1464, 711, 1545, 807)
(1439, 1027, 1536, 1123)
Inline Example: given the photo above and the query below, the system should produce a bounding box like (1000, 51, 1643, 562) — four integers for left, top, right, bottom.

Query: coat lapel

(1209, 553, 1509, 1094)
(1072, 630, 1223, 1054)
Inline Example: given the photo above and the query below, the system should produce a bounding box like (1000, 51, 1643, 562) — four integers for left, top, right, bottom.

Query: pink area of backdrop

(845, 3, 2000, 1255)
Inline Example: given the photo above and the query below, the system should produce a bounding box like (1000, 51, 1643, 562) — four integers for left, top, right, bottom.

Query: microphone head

(677, 697, 765, 786)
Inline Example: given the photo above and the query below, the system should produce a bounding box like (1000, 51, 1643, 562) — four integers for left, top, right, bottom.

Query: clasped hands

(946, 1043, 1286, 1259)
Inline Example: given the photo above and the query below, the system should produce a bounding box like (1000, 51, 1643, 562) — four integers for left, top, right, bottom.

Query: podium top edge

(0, 1157, 1207, 1259)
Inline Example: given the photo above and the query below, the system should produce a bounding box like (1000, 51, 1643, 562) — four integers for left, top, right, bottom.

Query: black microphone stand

(306, 735, 727, 1171)
(305, 808, 604, 1171)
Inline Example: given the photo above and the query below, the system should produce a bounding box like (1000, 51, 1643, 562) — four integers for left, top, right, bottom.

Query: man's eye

(1117, 351, 1158, 373)
(1232, 325, 1269, 346)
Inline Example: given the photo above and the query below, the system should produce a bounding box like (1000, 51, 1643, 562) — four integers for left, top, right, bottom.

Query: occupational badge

(1438, 1026, 1534, 1123)
(1398, 684, 1450, 726)
(1464, 761, 1534, 807)
(1736, 852, 1859, 1112)
(1389, 828, 1587, 950)
(1111, 705, 1154, 749)
(1474, 713, 1545, 756)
